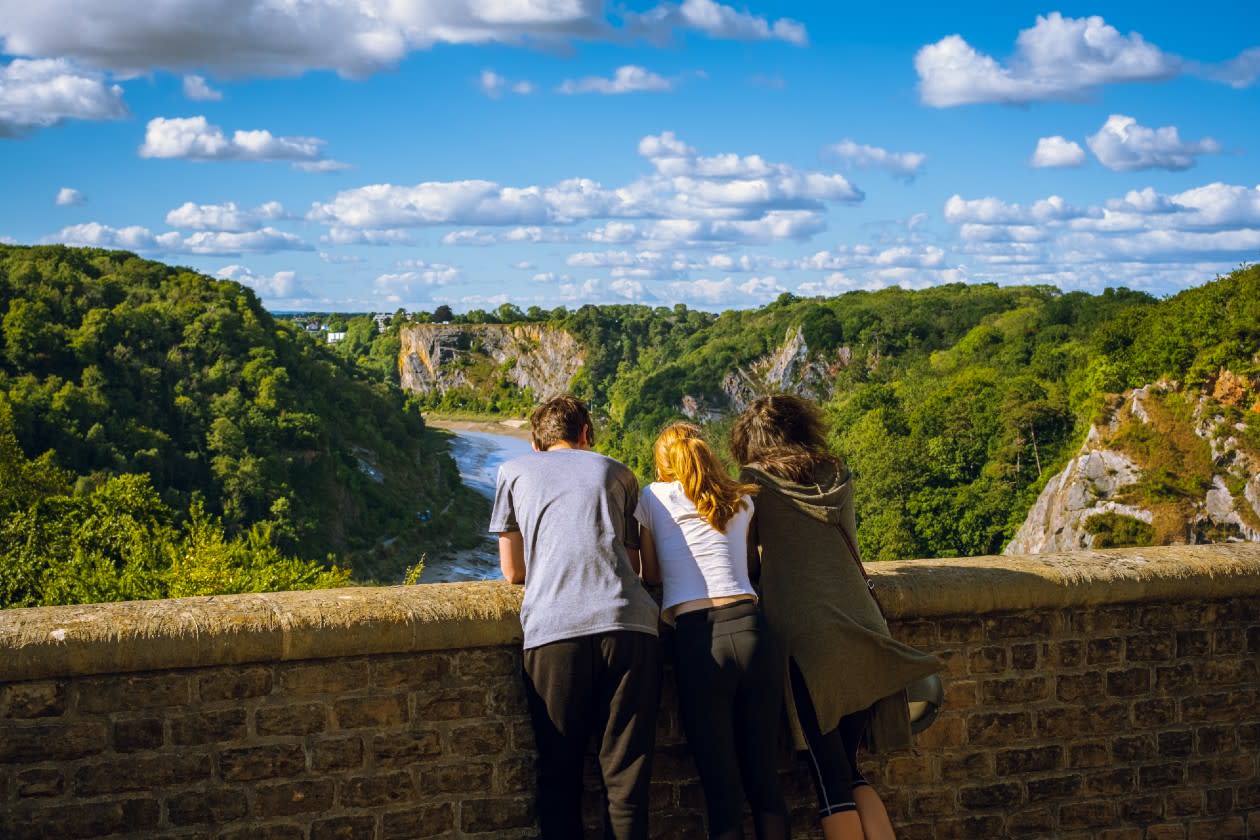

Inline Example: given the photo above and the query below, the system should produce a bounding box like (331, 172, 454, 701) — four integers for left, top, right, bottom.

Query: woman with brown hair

(730, 394, 940, 840)
(637, 422, 790, 840)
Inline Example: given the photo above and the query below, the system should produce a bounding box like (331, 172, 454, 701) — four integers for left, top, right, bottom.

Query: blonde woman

(637, 422, 789, 840)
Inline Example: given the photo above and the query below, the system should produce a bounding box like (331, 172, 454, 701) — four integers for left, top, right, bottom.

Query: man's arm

(498, 531, 526, 584)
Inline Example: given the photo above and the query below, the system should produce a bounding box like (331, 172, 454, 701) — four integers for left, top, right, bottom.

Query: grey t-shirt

(489, 448, 659, 649)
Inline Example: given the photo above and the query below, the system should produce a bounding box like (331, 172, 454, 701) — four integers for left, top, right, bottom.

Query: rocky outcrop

(398, 324, 584, 399)
(1007, 381, 1260, 554)
(682, 326, 852, 418)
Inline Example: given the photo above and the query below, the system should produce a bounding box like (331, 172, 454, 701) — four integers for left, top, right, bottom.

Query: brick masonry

(2, 548, 1260, 838)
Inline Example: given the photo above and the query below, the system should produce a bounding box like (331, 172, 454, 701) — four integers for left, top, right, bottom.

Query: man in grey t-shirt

(491, 395, 659, 840)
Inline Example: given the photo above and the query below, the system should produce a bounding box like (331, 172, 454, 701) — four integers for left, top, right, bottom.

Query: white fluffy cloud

(1029, 136, 1086, 168)
(0, 58, 126, 136)
(182, 75, 222, 101)
(916, 13, 1179, 107)
(823, 140, 925, 181)
(558, 65, 673, 95)
(375, 263, 465, 298)
(139, 116, 348, 170)
(310, 132, 860, 248)
(1199, 47, 1260, 89)
(479, 69, 534, 98)
(45, 221, 312, 255)
(1085, 114, 1221, 172)
(0, 0, 804, 79)
(944, 182, 1260, 286)
(628, 0, 806, 46)
(165, 200, 289, 232)
(55, 187, 84, 206)
(215, 264, 309, 298)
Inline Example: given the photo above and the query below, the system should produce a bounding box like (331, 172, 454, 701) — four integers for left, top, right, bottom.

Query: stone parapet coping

(2, 544, 1258, 683)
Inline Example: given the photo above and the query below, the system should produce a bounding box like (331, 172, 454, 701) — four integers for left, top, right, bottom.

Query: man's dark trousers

(523, 630, 660, 840)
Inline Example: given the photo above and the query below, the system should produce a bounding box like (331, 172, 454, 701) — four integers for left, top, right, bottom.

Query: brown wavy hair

(654, 422, 757, 532)
(530, 394, 593, 450)
(728, 394, 840, 483)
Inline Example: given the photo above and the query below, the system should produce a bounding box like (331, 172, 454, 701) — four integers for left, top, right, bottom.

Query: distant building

(305, 322, 322, 332)
(327, 331, 346, 343)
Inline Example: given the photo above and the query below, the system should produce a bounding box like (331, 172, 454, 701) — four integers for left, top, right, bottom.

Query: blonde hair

(654, 422, 757, 532)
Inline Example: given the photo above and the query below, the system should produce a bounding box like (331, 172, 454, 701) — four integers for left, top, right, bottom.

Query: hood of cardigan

(746, 461, 852, 527)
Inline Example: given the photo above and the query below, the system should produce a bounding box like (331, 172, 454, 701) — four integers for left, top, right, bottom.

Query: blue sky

(1, 1, 1257, 313)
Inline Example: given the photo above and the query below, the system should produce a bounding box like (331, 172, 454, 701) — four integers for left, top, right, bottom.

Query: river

(420, 423, 534, 583)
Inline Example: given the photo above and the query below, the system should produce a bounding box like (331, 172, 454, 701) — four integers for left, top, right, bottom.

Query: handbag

(834, 520, 943, 734)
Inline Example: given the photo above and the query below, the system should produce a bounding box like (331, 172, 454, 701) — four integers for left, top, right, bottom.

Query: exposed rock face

(688, 326, 851, 417)
(1007, 381, 1260, 554)
(398, 324, 584, 399)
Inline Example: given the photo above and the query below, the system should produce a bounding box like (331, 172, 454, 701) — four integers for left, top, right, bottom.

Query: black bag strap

(835, 520, 884, 616)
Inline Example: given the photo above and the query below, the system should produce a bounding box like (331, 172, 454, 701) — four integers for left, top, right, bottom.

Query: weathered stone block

(256, 702, 329, 736)
(167, 787, 250, 825)
(372, 730, 442, 767)
(74, 752, 211, 795)
(418, 761, 493, 794)
(2, 682, 66, 718)
(459, 796, 533, 833)
(16, 768, 63, 798)
(909, 788, 956, 817)
(497, 756, 534, 793)
(1043, 639, 1085, 668)
(220, 744, 306, 781)
(1127, 633, 1175, 661)
(1177, 630, 1212, 658)
(311, 736, 364, 771)
(1068, 741, 1108, 768)
(1212, 628, 1247, 655)
(1112, 733, 1157, 762)
(381, 803, 454, 839)
(1144, 824, 1189, 840)
(996, 745, 1062, 775)
(981, 676, 1048, 704)
(198, 666, 272, 701)
(936, 617, 983, 644)
(1025, 774, 1082, 802)
(1157, 663, 1198, 693)
(1133, 698, 1179, 729)
(1107, 667, 1152, 696)
(1088, 636, 1124, 665)
(0, 798, 160, 839)
(1120, 794, 1163, 823)
(929, 814, 1006, 839)
(959, 780, 1021, 809)
(77, 674, 190, 712)
(1188, 816, 1247, 840)
(457, 648, 518, 679)
(985, 612, 1058, 640)
(912, 714, 964, 749)
(0, 721, 107, 763)
(170, 707, 248, 745)
(311, 816, 377, 840)
(1082, 767, 1135, 795)
(113, 716, 164, 752)
(883, 755, 932, 785)
(340, 772, 415, 807)
(1196, 724, 1237, 755)
(1139, 762, 1185, 790)
(942, 679, 976, 709)
(254, 779, 335, 817)
(938, 750, 993, 781)
(219, 824, 304, 840)
(1199, 658, 1258, 686)
(373, 653, 453, 688)
(1059, 799, 1115, 829)
(892, 621, 936, 648)
(1057, 672, 1104, 703)
(278, 660, 369, 695)
(1183, 690, 1258, 723)
(967, 711, 1031, 744)
(1204, 786, 1234, 814)
(967, 646, 1007, 674)
(448, 722, 509, 756)
(334, 694, 407, 729)
(1165, 788, 1204, 817)
(1010, 643, 1038, 670)
(413, 687, 488, 721)
(1158, 729, 1195, 757)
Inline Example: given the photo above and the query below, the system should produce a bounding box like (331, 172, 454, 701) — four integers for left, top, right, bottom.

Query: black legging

(788, 658, 870, 817)
(672, 601, 790, 840)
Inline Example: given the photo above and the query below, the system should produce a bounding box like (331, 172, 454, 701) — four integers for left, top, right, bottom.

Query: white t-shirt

(634, 481, 756, 622)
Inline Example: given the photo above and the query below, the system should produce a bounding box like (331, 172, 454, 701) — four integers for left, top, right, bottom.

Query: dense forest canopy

(374, 263, 1258, 563)
(4, 244, 1256, 607)
(0, 245, 484, 607)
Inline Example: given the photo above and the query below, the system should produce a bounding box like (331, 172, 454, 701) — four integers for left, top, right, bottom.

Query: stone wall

(2, 545, 1259, 839)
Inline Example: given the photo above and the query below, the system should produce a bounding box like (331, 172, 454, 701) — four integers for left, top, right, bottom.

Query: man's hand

(498, 531, 526, 584)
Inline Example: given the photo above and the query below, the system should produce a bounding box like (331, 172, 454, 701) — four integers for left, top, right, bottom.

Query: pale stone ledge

(2, 544, 1258, 683)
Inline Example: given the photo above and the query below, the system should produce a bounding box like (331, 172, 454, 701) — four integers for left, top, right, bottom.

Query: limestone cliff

(398, 324, 584, 399)
(1006, 379, 1260, 554)
(682, 326, 852, 419)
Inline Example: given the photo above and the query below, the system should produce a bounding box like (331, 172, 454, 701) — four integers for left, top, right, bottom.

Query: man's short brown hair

(530, 394, 594, 451)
